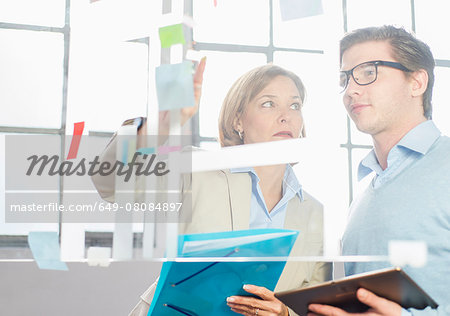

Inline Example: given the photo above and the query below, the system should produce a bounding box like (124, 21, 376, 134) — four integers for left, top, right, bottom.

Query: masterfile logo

(26, 151, 170, 182)
(4, 129, 192, 223)
(24, 122, 171, 182)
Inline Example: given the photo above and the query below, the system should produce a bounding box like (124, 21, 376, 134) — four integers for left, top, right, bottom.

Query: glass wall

(1, 0, 450, 260)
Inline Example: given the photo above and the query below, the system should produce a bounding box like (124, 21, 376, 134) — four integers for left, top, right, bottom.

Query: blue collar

(230, 164, 304, 201)
(358, 120, 441, 180)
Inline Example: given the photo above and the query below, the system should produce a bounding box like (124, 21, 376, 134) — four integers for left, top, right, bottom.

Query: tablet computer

(275, 267, 438, 316)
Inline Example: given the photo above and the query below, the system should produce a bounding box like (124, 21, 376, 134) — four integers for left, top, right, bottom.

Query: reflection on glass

(193, 0, 270, 46)
(0, 0, 65, 27)
(346, 0, 411, 31)
(431, 67, 450, 136)
(0, 29, 64, 128)
(198, 51, 267, 137)
(415, 0, 450, 59)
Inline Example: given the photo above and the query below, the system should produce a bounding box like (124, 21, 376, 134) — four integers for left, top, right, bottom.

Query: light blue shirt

(230, 164, 303, 229)
(358, 120, 441, 188)
(344, 120, 450, 316)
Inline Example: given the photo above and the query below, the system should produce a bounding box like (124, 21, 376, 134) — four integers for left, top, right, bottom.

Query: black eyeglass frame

(340, 60, 412, 92)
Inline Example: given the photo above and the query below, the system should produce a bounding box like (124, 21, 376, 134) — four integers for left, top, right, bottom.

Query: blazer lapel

(283, 195, 305, 257)
(223, 170, 252, 231)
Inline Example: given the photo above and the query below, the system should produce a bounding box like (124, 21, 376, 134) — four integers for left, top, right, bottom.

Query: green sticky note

(159, 24, 186, 48)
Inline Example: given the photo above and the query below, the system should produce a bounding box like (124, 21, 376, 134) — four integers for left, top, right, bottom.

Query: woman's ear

(410, 69, 428, 98)
(234, 116, 243, 133)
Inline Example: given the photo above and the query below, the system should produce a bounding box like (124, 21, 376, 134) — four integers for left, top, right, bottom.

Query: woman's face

(236, 75, 303, 144)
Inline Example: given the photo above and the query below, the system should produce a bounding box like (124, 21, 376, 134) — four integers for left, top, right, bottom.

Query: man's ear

(410, 69, 428, 97)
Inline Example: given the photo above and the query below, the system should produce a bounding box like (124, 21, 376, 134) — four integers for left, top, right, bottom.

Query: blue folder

(148, 228, 299, 315)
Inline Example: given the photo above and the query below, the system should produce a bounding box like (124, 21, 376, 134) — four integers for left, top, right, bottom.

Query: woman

(127, 64, 331, 316)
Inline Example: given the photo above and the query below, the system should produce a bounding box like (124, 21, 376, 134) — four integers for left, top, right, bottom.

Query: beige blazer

(129, 169, 331, 316)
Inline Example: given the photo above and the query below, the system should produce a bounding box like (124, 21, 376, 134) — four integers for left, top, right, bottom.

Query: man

(309, 26, 450, 315)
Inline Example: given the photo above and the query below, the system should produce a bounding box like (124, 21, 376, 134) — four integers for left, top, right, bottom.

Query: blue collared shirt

(350, 120, 446, 316)
(230, 164, 303, 229)
(357, 120, 441, 188)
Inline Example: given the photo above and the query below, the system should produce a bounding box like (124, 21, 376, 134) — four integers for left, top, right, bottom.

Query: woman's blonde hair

(218, 64, 306, 147)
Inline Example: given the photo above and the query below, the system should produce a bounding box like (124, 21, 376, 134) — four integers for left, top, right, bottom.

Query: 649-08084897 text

(9, 202, 183, 213)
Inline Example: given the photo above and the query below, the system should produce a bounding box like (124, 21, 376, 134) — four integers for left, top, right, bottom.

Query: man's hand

(227, 284, 289, 316)
(307, 288, 402, 316)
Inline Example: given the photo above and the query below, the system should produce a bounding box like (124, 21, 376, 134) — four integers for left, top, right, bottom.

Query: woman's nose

(278, 108, 290, 123)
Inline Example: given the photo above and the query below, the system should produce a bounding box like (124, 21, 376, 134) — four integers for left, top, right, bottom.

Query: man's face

(341, 40, 416, 138)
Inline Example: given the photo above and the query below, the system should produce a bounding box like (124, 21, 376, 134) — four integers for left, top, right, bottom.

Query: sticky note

(159, 24, 186, 48)
(158, 145, 182, 155)
(155, 61, 195, 111)
(279, 0, 323, 21)
(66, 121, 85, 160)
(28, 232, 68, 271)
(87, 247, 111, 267)
(137, 147, 156, 155)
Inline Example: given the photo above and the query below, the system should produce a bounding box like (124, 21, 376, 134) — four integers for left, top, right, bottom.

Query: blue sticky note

(137, 147, 156, 155)
(279, 0, 323, 21)
(28, 232, 68, 271)
(155, 61, 195, 111)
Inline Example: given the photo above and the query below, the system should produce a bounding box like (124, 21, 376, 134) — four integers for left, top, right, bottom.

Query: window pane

(274, 51, 349, 255)
(193, 0, 270, 46)
(198, 51, 267, 137)
(199, 141, 221, 150)
(0, 134, 59, 237)
(350, 121, 373, 146)
(273, 0, 343, 50)
(346, 0, 411, 31)
(273, 51, 346, 142)
(415, 0, 450, 60)
(67, 41, 148, 133)
(0, 29, 64, 128)
(0, 0, 65, 27)
(432, 67, 450, 136)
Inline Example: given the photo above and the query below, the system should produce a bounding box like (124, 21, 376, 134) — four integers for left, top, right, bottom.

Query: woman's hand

(182, 56, 206, 124)
(227, 284, 289, 316)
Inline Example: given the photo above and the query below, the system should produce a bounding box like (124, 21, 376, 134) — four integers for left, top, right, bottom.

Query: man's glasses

(339, 60, 411, 92)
